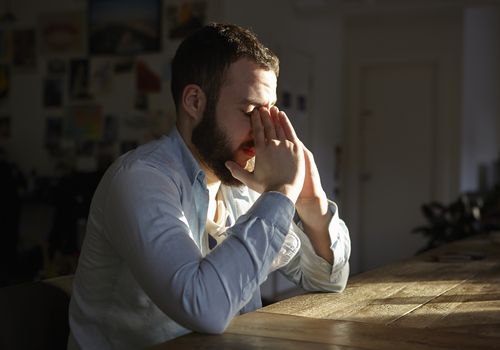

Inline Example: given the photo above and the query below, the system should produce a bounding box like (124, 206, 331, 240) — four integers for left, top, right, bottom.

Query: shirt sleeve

(102, 164, 295, 334)
(278, 200, 351, 292)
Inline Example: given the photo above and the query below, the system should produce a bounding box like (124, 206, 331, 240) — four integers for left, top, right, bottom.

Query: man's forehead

(223, 59, 277, 106)
(238, 96, 277, 107)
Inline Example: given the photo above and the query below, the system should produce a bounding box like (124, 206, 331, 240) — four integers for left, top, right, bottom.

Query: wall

(0, 0, 343, 201)
(461, 6, 500, 193)
(222, 0, 344, 199)
(342, 10, 463, 273)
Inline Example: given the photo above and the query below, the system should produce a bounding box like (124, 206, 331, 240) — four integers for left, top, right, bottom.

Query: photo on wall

(65, 103, 103, 141)
(0, 65, 9, 99)
(45, 117, 63, 152)
(0, 28, 11, 63)
(88, 0, 161, 55)
(0, 115, 10, 139)
(38, 11, 86, 55)
(43, 78, 64, 108)
(69, 58, 91, 99)
(165, 1, 206, 39)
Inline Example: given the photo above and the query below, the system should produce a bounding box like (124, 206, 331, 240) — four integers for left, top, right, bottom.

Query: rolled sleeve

(280, 200, 351, 292)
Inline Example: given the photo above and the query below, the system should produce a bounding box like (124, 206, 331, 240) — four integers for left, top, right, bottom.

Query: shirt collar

(169, 127, 206, 187)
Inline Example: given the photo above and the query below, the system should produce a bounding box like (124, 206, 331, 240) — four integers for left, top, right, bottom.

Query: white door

(358, 63, 435, 270)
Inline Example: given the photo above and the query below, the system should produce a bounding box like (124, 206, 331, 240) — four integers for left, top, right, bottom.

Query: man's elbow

(178, 296, 233, 334)
(328, 263, 350, 292)
(187, 314, 231, 335)
(302, 262, 350, 293)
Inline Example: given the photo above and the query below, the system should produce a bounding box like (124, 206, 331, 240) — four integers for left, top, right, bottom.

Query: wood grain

(153, 235, 500, 349)
(260, 235, 500, 336)
(157, 312, 500, 350)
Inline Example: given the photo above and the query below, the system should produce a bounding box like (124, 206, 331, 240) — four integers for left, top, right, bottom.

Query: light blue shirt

(68, 128, 350, 349)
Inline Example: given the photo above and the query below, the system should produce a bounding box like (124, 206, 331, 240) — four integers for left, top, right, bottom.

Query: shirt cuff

(245, 191, 296, 235)
(295, 200, 350, 280)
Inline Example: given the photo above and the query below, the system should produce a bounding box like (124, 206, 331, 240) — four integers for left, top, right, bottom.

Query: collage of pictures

(0, 0, 208, 172)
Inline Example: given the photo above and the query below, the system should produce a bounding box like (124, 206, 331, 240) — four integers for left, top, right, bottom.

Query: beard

(192, 104, 250, 187)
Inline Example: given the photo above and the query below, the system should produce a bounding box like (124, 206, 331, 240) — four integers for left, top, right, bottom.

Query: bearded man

(68, 23, 351, 350)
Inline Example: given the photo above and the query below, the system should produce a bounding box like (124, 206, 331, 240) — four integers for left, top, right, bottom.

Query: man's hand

(271, 106, 334, 263)
(227, 105, 333, 262)
(225, 107, 305, 203)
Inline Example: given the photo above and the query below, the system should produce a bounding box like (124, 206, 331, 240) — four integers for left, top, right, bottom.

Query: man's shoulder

(110, 136, 187, 185)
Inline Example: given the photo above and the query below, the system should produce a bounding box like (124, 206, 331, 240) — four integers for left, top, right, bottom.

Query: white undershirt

(206, 182, 229, 247)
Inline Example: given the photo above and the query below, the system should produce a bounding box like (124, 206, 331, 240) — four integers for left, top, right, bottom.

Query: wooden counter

(153, 235, 500, 349)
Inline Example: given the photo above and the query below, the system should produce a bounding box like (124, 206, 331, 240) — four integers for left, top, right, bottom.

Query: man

(68, 23, 350, 349)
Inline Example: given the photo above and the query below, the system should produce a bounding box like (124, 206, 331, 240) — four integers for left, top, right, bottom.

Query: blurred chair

(0, 275, 73, 350)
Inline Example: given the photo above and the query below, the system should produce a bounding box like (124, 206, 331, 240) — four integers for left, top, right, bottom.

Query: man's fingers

(260, 107, 277, 141)
(271, 106, 286, 140)
(251, 109, 265, 148)
(279, 111, 299, 142)
(225, 161, 252, 184)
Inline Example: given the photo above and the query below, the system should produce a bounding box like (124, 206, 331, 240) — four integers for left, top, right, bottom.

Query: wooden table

(152, 235, 500, 349)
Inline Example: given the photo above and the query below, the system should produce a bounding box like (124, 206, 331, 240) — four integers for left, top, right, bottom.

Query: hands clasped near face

(225, 106, 322, 205)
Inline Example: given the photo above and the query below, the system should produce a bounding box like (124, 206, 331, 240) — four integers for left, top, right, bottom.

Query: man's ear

(181, 84, 206, 124)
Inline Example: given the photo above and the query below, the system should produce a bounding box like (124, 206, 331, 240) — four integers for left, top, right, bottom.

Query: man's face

(192, 58, 277, 186)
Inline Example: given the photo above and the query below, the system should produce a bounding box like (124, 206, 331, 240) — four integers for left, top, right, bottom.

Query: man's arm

(104, 108, 305, 335)
(281, 201, 351, 292)
(230, 106, 350, 289)
(295, 174, 333, 263)
(271, 107, 335, 263)
(104, 167, 295, 334)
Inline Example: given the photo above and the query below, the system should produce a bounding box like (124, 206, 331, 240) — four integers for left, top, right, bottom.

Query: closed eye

(243, 109, 255, 118)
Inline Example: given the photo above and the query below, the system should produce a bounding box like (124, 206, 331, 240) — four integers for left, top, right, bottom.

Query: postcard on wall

(165, 1, 206, 40)
(114, 57, 135, 73)
(45, 117, 63, 151)
(12, 29, 36, 69)
(38, 11, 86, 55)
(65, 103, 103, 141)
(0, 115, 10, 139)
(43, 78, 64, 108)
(0, 28, 11, 63)
(0, 65, 9, 99)
(102, 114, 119, 143)
(88, 0, 161, 55)
(69, 58, 91, 99)
(136, 60, 161, 93)
(89, 59, 114, 96)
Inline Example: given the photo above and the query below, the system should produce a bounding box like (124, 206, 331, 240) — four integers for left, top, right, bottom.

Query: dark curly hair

(170, 23, 280, 113)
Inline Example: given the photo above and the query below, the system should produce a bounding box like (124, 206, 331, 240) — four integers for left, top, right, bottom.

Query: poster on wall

(38, 11, 86, 55)
(165, 1, 206, 40)
(12, 29, 37, 69)
(88, 0, 161, 55)
(65, 103, 103, 141)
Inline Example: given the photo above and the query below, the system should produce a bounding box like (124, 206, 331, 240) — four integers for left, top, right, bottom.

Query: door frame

(359, 61, 439, 270)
